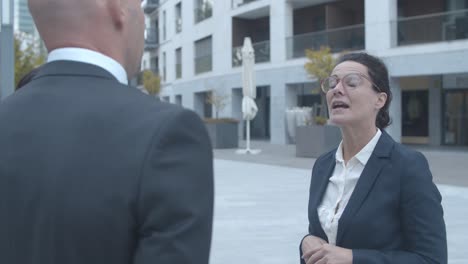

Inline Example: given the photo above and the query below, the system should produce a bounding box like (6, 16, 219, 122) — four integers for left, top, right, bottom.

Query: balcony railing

(143, 0, 159, 14)
(396, 9, 468, 46)
(195, 55, 212, 74)
(286, 24, 364, 59)
(232, 40, 270, 67)
(194, 3, 213, 23)
(145, 28, 159, 50)
(231, 0, 259, 9)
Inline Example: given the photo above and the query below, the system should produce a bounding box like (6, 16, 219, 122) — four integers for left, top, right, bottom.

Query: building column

(0, 0, 15, 99)
(270, 82, 287, 144)
(387, 77, 401, 142)
(429, 77, 442, 146)
(365, 0, 397, 53)
(183, 92, 197, 113)
(270, 1, 293, 64)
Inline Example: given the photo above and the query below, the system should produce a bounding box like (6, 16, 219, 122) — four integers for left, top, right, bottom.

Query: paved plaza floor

(210, 159, 468, 264)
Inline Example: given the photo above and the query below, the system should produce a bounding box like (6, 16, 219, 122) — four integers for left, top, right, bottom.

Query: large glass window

(162, 10, 167, 41)
(194, 0, 213, 23)
(175, 48, 182, 79)
(162, 52, 166, 82)
(402, 90, 429, 138)
(443, 90, 468, 146)
(175, 2, 182, 33)
(194, 36, 212, 74)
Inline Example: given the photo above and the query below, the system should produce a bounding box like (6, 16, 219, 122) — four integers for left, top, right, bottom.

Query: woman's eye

(346, 77, 360, 87)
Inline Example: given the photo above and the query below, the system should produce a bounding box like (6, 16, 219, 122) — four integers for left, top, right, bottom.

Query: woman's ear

(376, 92, 387, 110)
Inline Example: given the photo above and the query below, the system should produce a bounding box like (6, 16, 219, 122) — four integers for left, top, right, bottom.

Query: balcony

(143, 0, 159, 14)
(231, 0, 259, 9)
(145, 28, 159, 51)
(195, 55, 213, 74)
(286, 24, 365, 59)
(232, 40, 270, 67)
(194, 3, 213, 23)
(397, 9, 468, 46)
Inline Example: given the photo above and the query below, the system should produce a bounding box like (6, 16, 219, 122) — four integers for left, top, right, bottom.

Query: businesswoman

(300, 52, 447, 264)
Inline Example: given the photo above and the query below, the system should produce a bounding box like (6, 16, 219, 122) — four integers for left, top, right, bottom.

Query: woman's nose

(332, 80, 345, 95)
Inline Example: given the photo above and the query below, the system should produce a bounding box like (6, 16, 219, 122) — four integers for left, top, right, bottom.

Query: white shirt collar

(336, 129, 382, 165)
(47, 48, 128, 85)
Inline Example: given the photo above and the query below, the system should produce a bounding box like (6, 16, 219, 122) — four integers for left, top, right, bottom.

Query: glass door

(443, 90, 468, 146)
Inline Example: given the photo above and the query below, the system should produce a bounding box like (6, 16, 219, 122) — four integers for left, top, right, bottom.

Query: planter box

(295, 125, 341, 158)
(204, 119, 239, 149)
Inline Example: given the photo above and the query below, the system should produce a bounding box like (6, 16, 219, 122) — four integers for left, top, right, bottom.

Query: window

(162, 52, 166, 81)
(175, 2, 182, 33)
(150, 57, 158, 74)
(194, 36, 212, 74)
(194, 0, 213, 23)
(162, 10, 167, 40)
(175, 48, 182, 79)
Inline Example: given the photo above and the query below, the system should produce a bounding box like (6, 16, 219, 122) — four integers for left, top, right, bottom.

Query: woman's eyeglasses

(321, 73, 382, 93)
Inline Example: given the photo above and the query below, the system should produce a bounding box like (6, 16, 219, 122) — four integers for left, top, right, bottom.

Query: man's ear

(107, 0, 126, 30)
(376, 92, 387, 110)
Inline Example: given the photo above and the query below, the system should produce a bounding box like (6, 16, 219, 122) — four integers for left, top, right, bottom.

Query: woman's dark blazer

(302, 131, 447, 264)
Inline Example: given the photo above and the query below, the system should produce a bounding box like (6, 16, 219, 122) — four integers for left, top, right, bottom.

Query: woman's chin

(329, 116, 348, 127)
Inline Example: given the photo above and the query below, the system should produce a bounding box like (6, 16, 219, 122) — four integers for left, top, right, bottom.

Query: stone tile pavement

(210, 142, 468, 264)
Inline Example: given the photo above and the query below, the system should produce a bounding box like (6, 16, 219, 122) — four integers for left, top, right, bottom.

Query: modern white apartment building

(13, 0, 36, 35)
(142, 0, 468, 147)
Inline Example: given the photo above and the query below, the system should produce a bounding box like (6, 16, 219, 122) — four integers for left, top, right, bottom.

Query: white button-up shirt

(47, 47, 128, 85)
(317, 129, 382, 245)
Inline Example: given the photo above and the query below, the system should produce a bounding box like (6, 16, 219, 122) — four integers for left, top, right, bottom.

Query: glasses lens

(343, 73, 363, 89)
(322, 77, 337, 92)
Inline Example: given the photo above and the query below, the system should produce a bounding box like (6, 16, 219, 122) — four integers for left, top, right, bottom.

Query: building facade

(142, 0, 468, 146)
(14, 0, 36, 35)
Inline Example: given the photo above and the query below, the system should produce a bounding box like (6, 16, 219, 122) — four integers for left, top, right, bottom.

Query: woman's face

(325, 61, 387, 129)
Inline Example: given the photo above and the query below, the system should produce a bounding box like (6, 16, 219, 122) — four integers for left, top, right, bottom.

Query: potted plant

(204, 90, 239, 149)
(295, 47, 341, 158)
(141, 70, 161, 96)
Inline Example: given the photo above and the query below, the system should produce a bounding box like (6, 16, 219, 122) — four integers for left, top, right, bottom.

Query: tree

(304, 46, 336, 119)
(14, 33, 45, 87)
(142, 70, 161, 96)
(206, 90, 230, 119)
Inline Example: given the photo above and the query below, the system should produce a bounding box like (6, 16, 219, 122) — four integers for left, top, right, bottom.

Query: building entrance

(443, 90, 468, 146)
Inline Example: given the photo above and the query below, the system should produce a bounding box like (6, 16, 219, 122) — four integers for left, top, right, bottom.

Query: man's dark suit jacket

(0, 61, 214, 264)
(301, 131, 447, 264)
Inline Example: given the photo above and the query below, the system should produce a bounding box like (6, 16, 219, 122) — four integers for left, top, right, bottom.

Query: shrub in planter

(204, 118, 239, 149)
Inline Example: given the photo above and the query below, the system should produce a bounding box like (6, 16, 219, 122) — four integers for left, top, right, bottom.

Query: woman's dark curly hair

(336, 52, 392, 129)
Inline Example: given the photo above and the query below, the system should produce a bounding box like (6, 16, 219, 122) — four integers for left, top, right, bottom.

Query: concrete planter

(204, 119, 239, 149)
(295, 125, 341, 158)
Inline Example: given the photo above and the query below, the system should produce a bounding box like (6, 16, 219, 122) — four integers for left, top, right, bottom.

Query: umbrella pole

(246, 120, 251, 151)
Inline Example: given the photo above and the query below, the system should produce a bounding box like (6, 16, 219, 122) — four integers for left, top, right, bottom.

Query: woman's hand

(303, 243, 352, 264)
(301, 235, 326, 263)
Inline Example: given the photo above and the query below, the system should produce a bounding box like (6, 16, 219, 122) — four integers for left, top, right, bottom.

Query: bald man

(0, 1, 214, 264)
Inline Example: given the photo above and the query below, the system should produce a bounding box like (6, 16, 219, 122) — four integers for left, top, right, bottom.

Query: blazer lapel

(309, 152, 336, 241)
(335, 131, 394, 245)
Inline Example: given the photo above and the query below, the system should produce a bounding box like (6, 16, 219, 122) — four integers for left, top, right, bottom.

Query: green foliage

(14, 34, 45, 87)
(142, 70, 161, 96)
(304, 46, 336, 82)
(206, 90, 230, 119)
(304, 46, 337, 122)
(314, 116, 328, 125)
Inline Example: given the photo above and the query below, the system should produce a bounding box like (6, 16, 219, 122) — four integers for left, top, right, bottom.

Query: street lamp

(0, 0, 15, 99)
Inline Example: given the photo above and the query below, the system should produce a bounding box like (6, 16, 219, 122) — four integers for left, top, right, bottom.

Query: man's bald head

(29, 0, 109, 47)
(29, 0, 145, 78)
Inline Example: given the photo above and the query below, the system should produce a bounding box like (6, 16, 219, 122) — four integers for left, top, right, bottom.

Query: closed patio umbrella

(237, 37, 260, 154)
